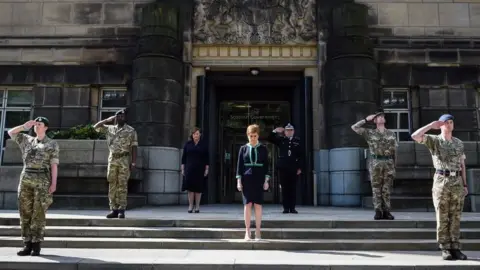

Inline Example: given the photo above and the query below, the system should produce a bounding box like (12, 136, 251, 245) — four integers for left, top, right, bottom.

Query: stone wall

(357, 0, 480, 37)
(1, 139, 185, 209)
(315, 141, 480, 211)
(0, 0, 154, 65)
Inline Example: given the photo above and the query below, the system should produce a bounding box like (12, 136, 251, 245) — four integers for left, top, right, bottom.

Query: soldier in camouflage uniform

(352, 109, 397, 220)
(94, 109, 138, 219)
(8, 117, 59, 256)
(412, 114, 468, 261)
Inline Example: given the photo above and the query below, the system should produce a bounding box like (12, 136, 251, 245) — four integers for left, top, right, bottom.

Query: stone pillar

(130, 2, 186, 205)
(325, 2, 379, 206)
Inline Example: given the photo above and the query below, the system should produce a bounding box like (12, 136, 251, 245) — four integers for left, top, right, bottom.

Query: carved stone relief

(193, 0, 317, 45)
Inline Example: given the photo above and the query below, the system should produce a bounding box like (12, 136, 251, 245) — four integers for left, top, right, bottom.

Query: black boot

(442, 249, 453, 260)
(17, 241, 32, 256)
(451, 249, 467, 260)
(383, 211, 394, 220)
(31, 242, 41, 256)
(290, 209, 298, 214)
(374, 210, 383, 220)
(118, 210, 125, 219)
(282, 209, 289, 214)
(106, 210, 119, 219)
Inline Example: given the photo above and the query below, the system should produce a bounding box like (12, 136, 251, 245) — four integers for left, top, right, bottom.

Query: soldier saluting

(411, 114, 468, 261)
(8, 117, 59, 256)
(351, 109, 397, 220)
(268, 123, 302, 214)
(94, 109, 138, 219)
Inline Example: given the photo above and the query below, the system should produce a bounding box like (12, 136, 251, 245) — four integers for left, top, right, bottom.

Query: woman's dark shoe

(195, 210, 200, 213)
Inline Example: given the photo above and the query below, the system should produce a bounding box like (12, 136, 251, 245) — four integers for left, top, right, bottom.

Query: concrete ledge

(467, 169, 480, 212)
(3, 139, 146, 165)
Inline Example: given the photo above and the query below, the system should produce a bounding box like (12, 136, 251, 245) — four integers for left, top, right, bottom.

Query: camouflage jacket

(11, 133, 60, 169)
(421, 134, 465, 171)
(96, 124, 138, 165)
(358, 128, 398, 157)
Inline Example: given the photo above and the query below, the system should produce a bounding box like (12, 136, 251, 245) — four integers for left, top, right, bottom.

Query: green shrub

(48, 125, 106, 140)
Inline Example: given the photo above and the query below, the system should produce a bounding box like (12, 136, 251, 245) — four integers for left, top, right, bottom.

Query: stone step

(2, 226, 480, 239)
(1, 217, 479, 228)
(2, 237, 480, 250)
(50, 194, 147, 210)
(362, 196, 435, 211)
(1, 248, 479, 270)
(362, 196, 472, 212)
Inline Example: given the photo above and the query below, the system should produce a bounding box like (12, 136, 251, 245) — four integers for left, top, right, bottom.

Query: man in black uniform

(268, 123, 303, 214)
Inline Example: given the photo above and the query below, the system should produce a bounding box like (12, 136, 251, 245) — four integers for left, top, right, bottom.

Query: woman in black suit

(181, 127, 209, 213)
(236, 124, 270, 240)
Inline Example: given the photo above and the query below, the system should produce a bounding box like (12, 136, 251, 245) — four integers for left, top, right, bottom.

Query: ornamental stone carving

(193, 0, 317, 45)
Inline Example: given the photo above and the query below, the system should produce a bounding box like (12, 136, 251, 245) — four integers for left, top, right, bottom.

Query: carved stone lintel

(193, 0, 317, 45)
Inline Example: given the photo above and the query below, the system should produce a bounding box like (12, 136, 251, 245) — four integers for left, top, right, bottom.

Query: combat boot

(16, 241, 32, 256)
(451, 249, 468, 260)
(374, 210, 383, 220)
(118, 210, 125, 219)
(383, 211, 394, 220)
(106, 209, 119, 219)
(31, 242, 41, 256)
(441, 249, 453, 260)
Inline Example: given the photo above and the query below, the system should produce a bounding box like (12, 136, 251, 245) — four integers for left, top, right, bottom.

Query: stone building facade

(0, 0, 479, 210)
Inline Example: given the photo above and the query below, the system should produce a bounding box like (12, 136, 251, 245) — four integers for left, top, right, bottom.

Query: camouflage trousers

(107, 162, 130, 210)
(369, 159, 395, 212)
(432, 174, 465, 250)
(17, 171, 53, 243)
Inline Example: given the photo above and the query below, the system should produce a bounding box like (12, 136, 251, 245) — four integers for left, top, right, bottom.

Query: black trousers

(279, 169, 297, 210)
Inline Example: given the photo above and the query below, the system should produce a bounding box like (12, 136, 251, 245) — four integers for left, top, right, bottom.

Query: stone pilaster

(130, 1, 191, 205)
(323, 1, 380, 206)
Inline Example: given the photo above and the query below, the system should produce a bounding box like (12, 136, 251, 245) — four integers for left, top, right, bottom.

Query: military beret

(34, 116, 49, 126)
(115, 109, 126, 116)
(439, 114, 454, 122)
(374, 108, 384, 116)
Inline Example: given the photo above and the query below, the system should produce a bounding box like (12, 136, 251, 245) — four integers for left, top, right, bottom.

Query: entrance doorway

(196, 71, 313, 205)
(218, 101, 291, 203)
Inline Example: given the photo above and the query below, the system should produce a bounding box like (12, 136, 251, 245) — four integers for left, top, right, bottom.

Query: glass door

(218, 101, 290, 204)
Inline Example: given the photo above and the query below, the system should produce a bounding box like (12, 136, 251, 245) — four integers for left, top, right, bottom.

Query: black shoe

(106, 210, 119, 219)
(442, 250, 453, 260)
(194, 210, 200, 213)
(188, 210, 193, 213)
(374, 210, 383, 220)
(282, 209, 289, 214)
(118, 210, 125, 219)
(17, 241, 32, 256)
(31, 242, 41, 256)
(451, 249, 467, 260)
(290, 209, 298, 214)
(383, 211, 394, 220)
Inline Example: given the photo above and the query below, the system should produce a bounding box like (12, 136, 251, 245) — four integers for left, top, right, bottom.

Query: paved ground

(0, 205, 479, 221)
(0, 248, 479, 269)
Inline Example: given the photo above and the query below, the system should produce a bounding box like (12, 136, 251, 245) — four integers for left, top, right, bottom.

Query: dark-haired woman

(181, 127, 209, 213)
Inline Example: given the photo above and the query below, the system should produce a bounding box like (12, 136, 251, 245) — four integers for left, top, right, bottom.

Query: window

(383, 89, 410, 141)
(99, 88, 127, 121)
(0, 88, 33, 162)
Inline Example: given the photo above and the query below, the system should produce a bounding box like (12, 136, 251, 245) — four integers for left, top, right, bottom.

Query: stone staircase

(0, 216, 479, 251)
(0, 206, 480, 269)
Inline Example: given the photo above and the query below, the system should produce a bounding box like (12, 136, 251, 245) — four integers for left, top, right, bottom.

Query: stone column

(130, 2, 187, 205)
(325, 2, 379, 206)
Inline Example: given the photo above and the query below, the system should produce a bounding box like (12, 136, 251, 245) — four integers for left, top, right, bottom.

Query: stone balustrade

(315, 141, 480, 212)
(0, 139, 186, 209)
